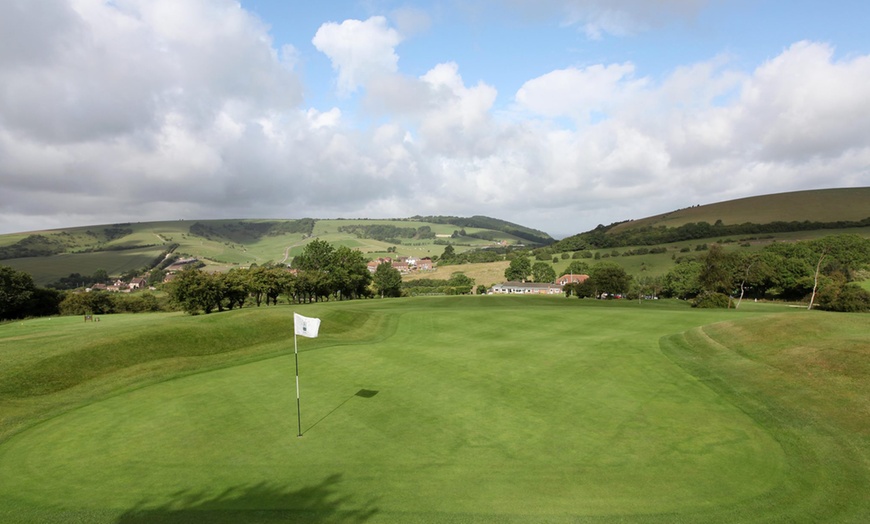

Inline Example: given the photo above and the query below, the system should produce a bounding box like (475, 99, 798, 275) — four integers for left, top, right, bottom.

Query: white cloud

(515, 63, 644, 121)
(417, 63, 499, 156)
(312, 16, 402, 95)
(0, 1, 868, 239)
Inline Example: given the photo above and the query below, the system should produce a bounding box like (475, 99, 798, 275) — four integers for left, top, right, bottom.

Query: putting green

(0, 300, 786, 522)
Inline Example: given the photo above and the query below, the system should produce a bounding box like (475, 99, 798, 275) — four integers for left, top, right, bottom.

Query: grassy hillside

(1, 298, 867, 522)
(0, 217, 551, 285)
(610, 187, 870, 233)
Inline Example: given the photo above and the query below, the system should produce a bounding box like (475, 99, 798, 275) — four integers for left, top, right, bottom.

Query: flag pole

(294, 330, 302, 437)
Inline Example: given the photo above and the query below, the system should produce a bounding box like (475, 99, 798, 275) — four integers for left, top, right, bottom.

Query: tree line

(556, 234, 870, 311)
(167, 240, 405, 314)
(552, 217, 870, 251)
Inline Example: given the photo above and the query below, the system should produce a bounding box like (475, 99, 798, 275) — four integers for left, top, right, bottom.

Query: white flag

(294, 313, 321, 338)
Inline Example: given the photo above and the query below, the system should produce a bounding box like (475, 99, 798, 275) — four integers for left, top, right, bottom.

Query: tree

(373, 262, 402, 298)
(561, 261, 590, 277)
(531, 262, 556, 283)
(331, 246, 372, 299)
(663, 259, 702, 299)
(447, 272, 475, 294)
(0, 266, 36, 320)
(588, 262, 632, 297)
(168, 267, 221, 314)
(92, 269, 109, 284)
(220, 269, 250, 310)
(504, 256, 531, 281)
(292, 239, 335, 271)
(440, 244, 456, 261)
(698, 244, 735, 295)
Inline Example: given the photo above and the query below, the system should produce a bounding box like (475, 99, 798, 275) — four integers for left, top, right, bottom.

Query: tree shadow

(115, 474, 378, 523)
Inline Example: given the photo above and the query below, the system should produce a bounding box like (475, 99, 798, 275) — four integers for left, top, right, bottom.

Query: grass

(0, 298, 867, 522)
(609, 187, 870, 232)
(1, 246, 166, 286)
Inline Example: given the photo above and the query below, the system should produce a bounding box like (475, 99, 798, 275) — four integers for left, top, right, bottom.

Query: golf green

(0, 299, 793, 522)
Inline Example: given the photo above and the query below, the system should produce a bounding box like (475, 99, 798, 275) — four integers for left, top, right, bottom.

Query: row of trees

(501, 234, 870, 311)
(664, 234, 870, 310)
(168, 240, 405, 314)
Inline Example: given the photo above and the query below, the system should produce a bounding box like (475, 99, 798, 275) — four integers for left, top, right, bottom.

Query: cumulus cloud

(0, 1, 868, 239)
(312, 16, 403, 95)
(515, 63, 645, 121)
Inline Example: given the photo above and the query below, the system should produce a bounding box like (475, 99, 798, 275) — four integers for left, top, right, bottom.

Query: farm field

(0, 297, 867, 522)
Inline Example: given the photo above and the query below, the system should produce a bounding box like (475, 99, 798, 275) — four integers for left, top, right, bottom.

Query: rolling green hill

(612, 187, 870, 232)
(0, 217, 552, 286)
(551, 187, 870, 253)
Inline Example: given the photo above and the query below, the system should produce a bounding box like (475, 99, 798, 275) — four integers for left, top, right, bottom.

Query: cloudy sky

(2, 0, 869, 238)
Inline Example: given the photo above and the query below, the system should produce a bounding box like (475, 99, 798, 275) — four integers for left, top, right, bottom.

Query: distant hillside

(612, 187, 870, 232)
(0, 216, 550, 285)
(409, 215, 553, 245)
(553, 187, 870, 251)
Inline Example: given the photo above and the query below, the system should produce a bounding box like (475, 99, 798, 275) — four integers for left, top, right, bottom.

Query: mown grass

(0, 298, 867, 523)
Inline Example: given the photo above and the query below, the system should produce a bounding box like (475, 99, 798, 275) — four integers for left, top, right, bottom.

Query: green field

(0, 298, 867, 522)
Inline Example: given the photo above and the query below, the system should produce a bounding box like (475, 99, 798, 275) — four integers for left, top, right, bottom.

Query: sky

(1, 1, 869, 238)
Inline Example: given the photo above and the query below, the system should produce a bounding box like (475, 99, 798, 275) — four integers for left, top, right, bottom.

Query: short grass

(0, 298, 867, 522)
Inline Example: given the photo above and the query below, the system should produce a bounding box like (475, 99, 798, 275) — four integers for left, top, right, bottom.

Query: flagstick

(294, 331, 302, 437)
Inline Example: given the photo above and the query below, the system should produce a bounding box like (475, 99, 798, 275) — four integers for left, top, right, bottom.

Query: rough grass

(660, 312, 870, 522)
(610, 187, 870, 232)
(0, 298, 867, 523)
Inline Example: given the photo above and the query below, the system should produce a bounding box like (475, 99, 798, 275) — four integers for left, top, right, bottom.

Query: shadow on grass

(305, 390, 380, 434)
(115, 474, 378, 523)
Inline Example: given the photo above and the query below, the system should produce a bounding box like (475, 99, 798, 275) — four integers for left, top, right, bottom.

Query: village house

(490, 282, 563, 295)
(557, 274, 589, 286)
(416, 257, 434, 271)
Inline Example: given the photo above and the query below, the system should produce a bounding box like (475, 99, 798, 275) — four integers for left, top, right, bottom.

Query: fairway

(0, 297, 867, 522)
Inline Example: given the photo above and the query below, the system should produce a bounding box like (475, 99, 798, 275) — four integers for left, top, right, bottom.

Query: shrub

(692, 291, 732, 309)
(818, 284, 870, 312)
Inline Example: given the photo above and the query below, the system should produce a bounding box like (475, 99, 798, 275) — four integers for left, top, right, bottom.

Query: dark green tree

(588, 262, 632, 297)
(292, 239, 335, 271)
(0, 266, 36, 320)
(531, 262, 556, 283)
(504, 256, 532, 281)
(561, 261, 590, 276)
(92, 269, 110, 284)
(168, 267, 221, 314)
(447, 272, 475, 294)
(331, 246, 373, 299)
(373, 262, 402, 298)
(663, 259, 702, 299)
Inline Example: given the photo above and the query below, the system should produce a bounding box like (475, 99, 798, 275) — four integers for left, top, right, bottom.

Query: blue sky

(1, 0, 869, 237)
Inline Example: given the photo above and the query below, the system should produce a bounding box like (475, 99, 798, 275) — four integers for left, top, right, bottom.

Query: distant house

(416, 257, 434, 271)
(367, 257, 392, 273)
(557, 274, 589, 286)
(490, 282, 563, 295)
(129, 277, 147, 289)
